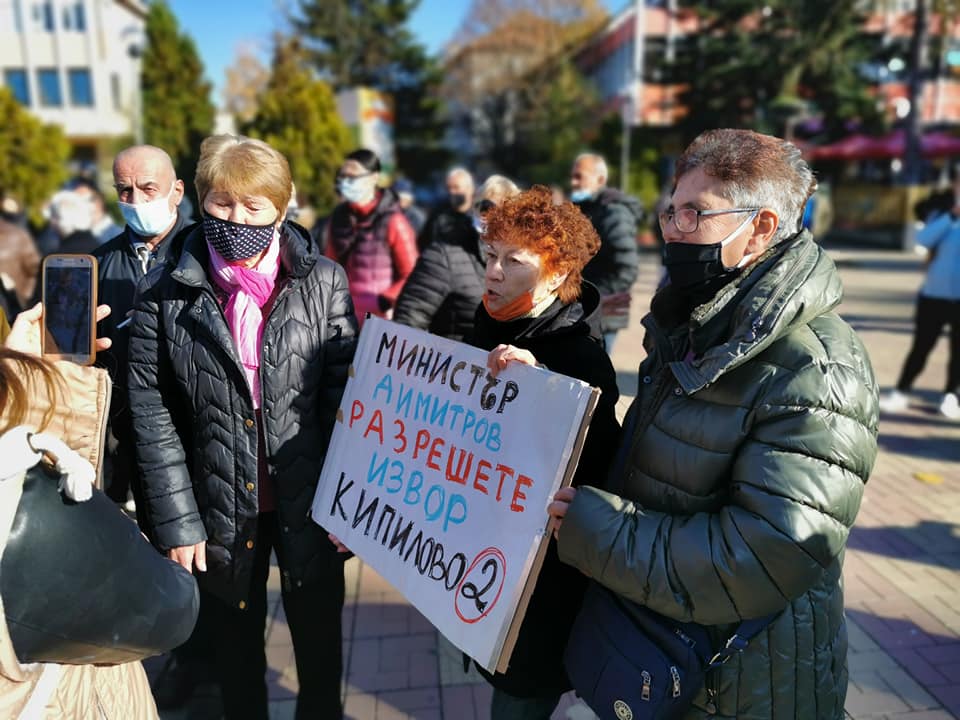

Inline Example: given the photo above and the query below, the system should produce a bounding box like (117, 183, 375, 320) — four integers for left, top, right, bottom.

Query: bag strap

(707, 612, 779, 669)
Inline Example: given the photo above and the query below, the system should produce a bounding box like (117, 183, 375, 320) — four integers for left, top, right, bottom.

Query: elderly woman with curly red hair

(468, 185, 621, 718)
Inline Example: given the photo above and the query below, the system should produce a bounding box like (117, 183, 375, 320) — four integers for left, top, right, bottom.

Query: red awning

(811, 130, 960, 160)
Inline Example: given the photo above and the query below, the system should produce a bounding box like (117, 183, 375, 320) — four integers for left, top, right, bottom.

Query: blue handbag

(564, 581, 776, 720)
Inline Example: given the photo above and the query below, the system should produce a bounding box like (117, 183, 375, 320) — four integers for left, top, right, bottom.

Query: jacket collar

(653, 231, 843, 393)
(125, 210, 189, 261)
(170, 221, 318, 288)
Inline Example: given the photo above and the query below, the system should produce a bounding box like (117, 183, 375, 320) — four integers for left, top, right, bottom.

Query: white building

(0, 0, 147, 169)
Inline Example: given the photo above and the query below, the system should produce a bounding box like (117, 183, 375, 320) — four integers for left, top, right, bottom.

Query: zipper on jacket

(742, 249, 809, 344)
(641, 670, 652, 701)
(670, 665, 682, 698)
(256, 277, 299, 447)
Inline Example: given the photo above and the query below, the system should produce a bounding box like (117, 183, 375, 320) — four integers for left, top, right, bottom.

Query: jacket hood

(662, 231, 844, 393)
(171, 220, 319, 288)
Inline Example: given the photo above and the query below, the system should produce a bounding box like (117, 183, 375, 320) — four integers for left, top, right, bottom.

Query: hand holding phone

(41, 254, 98, 365)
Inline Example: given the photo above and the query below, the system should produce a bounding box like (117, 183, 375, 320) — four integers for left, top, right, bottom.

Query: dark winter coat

(575, 188, 644, 331)
(557, 232, 879, 718)
(94, 214, 189, 421)
(393, 212, 484, 342)
(127, 222, 358, 607)
(469, 282, 621, 697)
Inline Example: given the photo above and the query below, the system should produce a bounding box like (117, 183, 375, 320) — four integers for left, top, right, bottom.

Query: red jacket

(325, 189, 418, 325)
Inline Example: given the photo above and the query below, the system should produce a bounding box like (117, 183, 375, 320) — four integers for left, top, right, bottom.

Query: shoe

(878, 389, 909, 413)
(940, 392, 960, 420)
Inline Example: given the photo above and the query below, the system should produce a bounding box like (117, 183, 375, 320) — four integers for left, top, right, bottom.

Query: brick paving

(156, 246, 960, 719)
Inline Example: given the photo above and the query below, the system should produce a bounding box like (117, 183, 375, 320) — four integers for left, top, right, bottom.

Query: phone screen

(43, 259, 94, 358)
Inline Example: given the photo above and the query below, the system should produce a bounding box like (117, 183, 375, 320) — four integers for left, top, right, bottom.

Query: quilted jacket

(393, 212, 485, 342)
(128, 222, 358, 607)
(558, 231, 879, 719)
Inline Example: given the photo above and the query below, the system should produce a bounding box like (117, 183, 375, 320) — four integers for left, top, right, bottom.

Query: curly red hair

(483, 185, 600, 303)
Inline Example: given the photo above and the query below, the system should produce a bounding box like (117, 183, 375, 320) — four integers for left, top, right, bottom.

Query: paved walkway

(156, 246, 960, 719)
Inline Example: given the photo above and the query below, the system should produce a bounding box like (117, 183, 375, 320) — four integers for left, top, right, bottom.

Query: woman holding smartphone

(127, 135, 358, 719)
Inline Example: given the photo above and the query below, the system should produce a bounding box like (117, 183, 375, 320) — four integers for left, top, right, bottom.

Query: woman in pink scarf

(127, 135, 359, 719)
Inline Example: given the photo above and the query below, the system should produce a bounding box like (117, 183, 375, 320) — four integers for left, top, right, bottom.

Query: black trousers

(896, 294, 960, 395)
(198, 512, 346, 720)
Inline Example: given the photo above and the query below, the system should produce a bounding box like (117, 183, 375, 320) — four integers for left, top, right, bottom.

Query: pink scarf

(207, 233, 281, 408)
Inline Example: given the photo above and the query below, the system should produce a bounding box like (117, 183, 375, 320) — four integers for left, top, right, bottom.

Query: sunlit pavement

(153, 244, 960, 719)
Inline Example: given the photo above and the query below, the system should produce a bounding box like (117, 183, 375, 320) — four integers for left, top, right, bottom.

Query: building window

(68, 68, 93, 106)
(62, 1, 85, 31)
(33, 1, 54, 31)
(37, 68, 62, 106)
(4, 68, 30, 106)
(11, 0, 24, 31)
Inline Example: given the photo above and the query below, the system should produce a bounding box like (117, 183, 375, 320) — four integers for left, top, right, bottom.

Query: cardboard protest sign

(311, 316, 598, 673)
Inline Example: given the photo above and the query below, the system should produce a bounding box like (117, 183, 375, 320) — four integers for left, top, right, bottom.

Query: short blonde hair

(195, 135, 292, 216)
(478, 175, 520, 206)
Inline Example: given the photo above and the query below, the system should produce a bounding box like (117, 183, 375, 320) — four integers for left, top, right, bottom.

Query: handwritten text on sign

(311, 317, 595, 671)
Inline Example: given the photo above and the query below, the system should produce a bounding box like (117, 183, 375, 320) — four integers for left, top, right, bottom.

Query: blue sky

(167, 0, 623, 107)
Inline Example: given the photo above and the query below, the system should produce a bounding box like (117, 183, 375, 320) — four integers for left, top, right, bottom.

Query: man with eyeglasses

(550, 129, 879, 718)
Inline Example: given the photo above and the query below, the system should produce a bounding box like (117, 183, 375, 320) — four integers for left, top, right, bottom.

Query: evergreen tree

(244, 38, 351, 214)
(0, 87, 70, 224)
(141, 1, 214, 206)
(291, 0, 447, 181)
(517, 59, 602, 185)
(669, 0, 882, 142)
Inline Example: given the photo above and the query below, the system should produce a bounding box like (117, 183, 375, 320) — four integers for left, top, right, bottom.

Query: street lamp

(620, 0, 645, 194)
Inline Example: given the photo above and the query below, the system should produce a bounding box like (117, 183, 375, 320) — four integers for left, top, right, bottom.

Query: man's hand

(168, 541, 207, 573)
(4, 302, 113, 354)
(547, 486, 577, 540)
(487, 343, 538, 377)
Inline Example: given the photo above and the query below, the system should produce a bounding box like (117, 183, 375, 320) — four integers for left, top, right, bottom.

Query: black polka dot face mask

(203, 214, 276, 261)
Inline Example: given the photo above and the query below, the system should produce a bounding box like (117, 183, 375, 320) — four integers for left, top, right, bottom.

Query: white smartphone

(41, 253, 98, 365)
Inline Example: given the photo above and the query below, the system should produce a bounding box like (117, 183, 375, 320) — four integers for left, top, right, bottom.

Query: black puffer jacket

(94, 215, 189, 464)
(575, 188, 643, 331)
(393, 213, 484, 341)
(469, 282, 621, 697)
(127, 222, 358, 607)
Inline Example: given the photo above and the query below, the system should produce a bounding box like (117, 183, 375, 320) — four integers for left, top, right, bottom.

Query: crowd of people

(0, 128, 887, 720)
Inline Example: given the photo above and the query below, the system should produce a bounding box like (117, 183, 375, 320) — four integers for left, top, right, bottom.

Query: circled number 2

(455, 547, 506, 624)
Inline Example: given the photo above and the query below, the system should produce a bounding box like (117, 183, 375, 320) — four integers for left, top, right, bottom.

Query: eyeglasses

(336, 171, 374, 181)
(658, 207, 760, 233)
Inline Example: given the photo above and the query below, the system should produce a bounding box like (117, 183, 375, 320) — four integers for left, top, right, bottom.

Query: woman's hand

(168, 541, 207, 573)
(547, 486, 577, 540)
(487, 343, 538, 377)
(4, 302, 113, 354)
(329, 533, 352, 554)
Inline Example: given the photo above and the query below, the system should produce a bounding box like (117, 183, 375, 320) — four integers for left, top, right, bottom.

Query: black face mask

(449, 193, 467, 210)
(662, 240, 737, 290)
(661, 210, 758, 291)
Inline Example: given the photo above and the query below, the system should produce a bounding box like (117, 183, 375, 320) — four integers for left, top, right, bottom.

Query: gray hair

(574, 153, 608, 184)
(446, 166, 475, 192)
(675, 129, 816, 244)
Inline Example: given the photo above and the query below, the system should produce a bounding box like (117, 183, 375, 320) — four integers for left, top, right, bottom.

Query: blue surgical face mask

(338, 176, 375, 205)
(570, 189, 593, 203)
(119, 183, 177, 237)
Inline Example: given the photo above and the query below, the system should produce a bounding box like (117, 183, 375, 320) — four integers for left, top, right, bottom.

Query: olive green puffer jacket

(558, 232, 879, 719)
